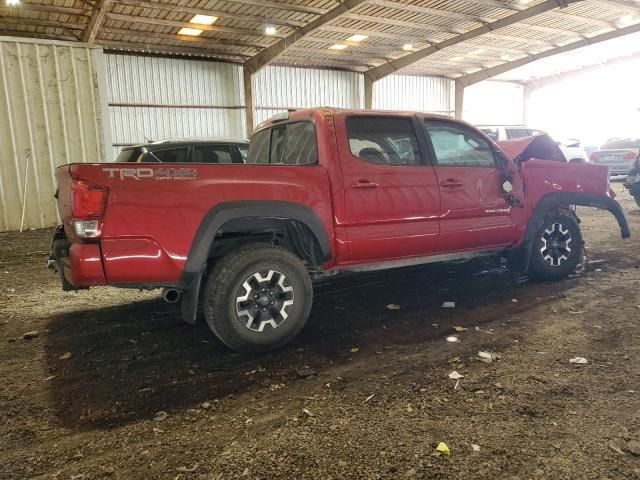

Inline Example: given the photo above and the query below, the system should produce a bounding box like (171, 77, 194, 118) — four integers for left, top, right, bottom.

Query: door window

(346, 116, 421, 166)
(192, 145, 234, 164)
(424, 121, 495, 168)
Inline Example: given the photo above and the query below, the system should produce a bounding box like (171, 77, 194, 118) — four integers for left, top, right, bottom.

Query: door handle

(351, 179, 379, 189)
(440, 178, 463, 188)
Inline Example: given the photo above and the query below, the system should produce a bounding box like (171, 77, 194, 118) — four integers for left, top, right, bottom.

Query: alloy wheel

(235, 269, 294, 332)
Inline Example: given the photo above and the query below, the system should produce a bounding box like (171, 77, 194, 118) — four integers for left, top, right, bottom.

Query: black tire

(203, 243, 313, 353)
(634, 194, 640, 208)
(529, 209, 583, 281)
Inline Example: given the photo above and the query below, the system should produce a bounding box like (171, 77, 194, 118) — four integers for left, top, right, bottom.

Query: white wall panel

(463, 81, 525, 126)
(254, 65, 364, 125)
(106, 54, 246, 158)
(0, 37, 110, 232)
(373, 74, 454, 116)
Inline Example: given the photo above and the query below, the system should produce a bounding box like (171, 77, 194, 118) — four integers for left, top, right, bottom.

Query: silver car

(589, 139, 640, 176)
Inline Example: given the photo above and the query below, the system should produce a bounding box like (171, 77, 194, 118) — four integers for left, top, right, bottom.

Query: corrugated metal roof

(1, 0, 639, 79)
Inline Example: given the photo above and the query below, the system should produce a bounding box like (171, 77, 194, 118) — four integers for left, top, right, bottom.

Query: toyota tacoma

(50, 109, 630, 352)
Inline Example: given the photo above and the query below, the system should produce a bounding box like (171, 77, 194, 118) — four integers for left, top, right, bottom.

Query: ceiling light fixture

(346, 34, 369, 42)
(620, 13, 633, 26)
(402, 43, 413, 51)
(190, 14, 217, 25)
(178, 27, 203, 36)
(469, 48, 486, 55)
(265, 25, 277, 35)
(450, 56, 464, 61)
(6, 0, 20, 6)
(329, 44, 348, 50)
(500, 53, 511, 61)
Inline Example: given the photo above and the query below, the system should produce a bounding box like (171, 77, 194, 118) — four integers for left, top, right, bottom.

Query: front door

(421, 119, 521, 253)
(336, 114, 441, 263)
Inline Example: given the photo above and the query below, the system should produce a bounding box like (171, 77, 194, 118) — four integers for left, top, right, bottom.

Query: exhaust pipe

(161, 288, 181, 303)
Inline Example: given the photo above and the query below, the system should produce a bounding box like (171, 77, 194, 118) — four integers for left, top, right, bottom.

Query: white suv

(478, 126, 587, 163)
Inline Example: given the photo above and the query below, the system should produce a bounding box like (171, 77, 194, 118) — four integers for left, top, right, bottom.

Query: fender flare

(523, 192, 630, 243)
(179, 201, 332, 324)
(511, 192, 630, 273)
(184, 200, 332, 278)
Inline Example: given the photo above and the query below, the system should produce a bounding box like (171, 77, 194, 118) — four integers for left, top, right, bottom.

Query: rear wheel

(529, 210, 582, 281)
(203, 244, 313, 353)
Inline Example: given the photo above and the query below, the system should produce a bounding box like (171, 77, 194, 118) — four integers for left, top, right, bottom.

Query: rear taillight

(589, 152, 600, 162)
(622, 151, 638, 160)
(71, 180, 108, 219)
(70, 180, 108, 239)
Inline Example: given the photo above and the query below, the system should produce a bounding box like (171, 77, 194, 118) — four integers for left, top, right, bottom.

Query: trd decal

(102, 167, 198, 181)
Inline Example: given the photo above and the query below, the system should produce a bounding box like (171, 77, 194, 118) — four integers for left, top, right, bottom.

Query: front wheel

(529, 210, 583, 281)
(203, 244, 313, 353)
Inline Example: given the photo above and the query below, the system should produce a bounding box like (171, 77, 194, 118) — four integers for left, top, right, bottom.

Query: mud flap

(180, 273, 203, 325)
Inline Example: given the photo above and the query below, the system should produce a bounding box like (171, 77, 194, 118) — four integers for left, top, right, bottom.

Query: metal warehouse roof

(1, 0, 640, 82)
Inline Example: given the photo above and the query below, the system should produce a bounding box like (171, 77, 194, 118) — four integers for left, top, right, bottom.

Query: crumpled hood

(497, 133, 566, 163)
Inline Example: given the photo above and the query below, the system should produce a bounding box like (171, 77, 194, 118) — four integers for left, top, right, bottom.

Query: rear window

(192, 145, 235, 164)
(601, 139, 640, 149)
(480, 128, 499, 141)
(247, 129, 270, 164)
(506, 128, 539, 139)
(247, 121, 317, 165)
(115, 148, 143, 162)
(150, 148, 188, 163)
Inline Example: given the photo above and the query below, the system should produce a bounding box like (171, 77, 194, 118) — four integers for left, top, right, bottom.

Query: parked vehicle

(478, 125, 587, 163)
(114, 139, 249, 164)
(623, 153, 640, 207)
(589, 138, 640, 176)
(50, 109, 630, 353)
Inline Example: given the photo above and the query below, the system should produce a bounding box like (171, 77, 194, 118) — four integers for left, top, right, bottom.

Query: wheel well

(208, 217, 325, 267)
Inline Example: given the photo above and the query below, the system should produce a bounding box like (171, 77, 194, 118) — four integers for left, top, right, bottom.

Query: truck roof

(257, 108, 461, 131)
(121, 139, 248, 151)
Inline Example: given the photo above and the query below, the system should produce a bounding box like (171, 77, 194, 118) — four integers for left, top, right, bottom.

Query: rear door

(336, 114, 440, 263)
(421, 119, 520, 252)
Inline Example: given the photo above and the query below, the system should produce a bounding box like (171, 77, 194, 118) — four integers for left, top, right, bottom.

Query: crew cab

(50, 109, 630, 353)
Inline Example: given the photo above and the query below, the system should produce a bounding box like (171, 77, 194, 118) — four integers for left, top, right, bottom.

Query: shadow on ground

(43, 256, 571, 431)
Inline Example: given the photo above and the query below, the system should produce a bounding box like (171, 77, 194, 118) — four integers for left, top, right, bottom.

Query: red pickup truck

(51, 108, 630, 352)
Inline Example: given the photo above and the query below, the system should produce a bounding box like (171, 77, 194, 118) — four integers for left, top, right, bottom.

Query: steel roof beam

(364, 0, 581, 82)
(457, 22, 640, 87)
(115, 0, 305, 28)
(525, 50, 640, 89)
(0, 4, 89, 16)
(591, 0, 640, 13)
(82, 0, 111, 42)
(99, 39, 252, 59)
(243, 0, 369, 74)
(99, 26, 262, 50)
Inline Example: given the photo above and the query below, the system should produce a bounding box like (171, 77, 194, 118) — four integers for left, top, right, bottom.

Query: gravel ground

(1, 183, 639, 480)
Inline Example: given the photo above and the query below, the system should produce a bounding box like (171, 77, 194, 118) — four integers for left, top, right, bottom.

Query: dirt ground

(1, 183, 639, 480)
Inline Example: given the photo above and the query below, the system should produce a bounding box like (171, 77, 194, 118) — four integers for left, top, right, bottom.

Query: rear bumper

(50, 227, 107, 289)
(65, 243, 107, 287)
